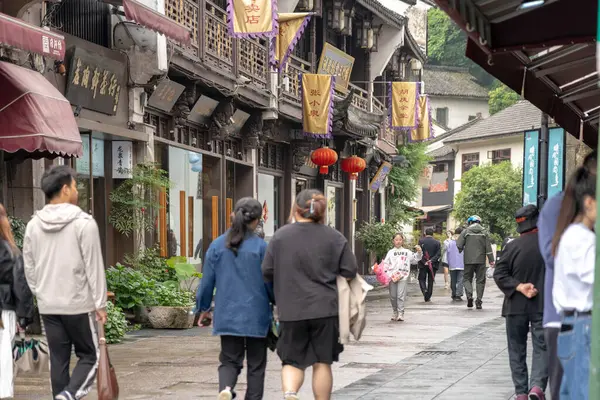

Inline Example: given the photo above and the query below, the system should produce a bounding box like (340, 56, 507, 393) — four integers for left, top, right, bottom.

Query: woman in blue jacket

(197, 197, 273, 400)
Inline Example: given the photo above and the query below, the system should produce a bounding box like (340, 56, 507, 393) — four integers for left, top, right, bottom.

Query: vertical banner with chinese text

(228, 0, 277, 38)
(410, 95, 433, 142)
(273, 13, 312, 70)
(301, 74, 335, 138)
(389, 82, 420, 130)
(522, 130, 539, 207)
(547, 127, 565, 199)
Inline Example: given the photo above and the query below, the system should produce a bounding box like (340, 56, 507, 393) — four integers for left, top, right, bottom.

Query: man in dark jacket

(456, 215, 495, 309)
(493, 205, 547, 400)
(418, 228, 441, 302)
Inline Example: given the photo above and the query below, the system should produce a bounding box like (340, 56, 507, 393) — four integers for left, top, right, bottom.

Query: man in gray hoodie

(456, 215, 495, 310)
(23, 165, 107, 400)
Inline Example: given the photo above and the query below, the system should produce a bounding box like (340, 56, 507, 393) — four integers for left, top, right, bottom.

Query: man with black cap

(493, 205, 548, 400)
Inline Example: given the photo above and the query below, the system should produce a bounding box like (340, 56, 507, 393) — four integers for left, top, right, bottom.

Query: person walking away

(441, 231, 452, 290)
(262, 189, 357, 400)
(196, 198, 273, 400)
(417, 228, 441, 302)
(456, 216, 495, 309)
(0, 204, 34, 399)
(383, 233, 422, 321)
(552, 164, 596, 399)
(22, 166, 107, 400)
(447, 227, 465, 301)
(493, 205, 548, 400)
(537, 150, 596, 400)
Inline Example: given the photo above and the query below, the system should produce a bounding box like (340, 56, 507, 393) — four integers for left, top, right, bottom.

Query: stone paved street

(14, 278, 530, 399)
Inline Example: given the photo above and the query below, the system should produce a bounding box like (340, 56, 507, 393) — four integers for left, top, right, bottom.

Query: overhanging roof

(433, 0, 598, 148)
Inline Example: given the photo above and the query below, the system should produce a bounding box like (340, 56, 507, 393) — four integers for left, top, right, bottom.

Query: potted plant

(144, 258, 201, 329)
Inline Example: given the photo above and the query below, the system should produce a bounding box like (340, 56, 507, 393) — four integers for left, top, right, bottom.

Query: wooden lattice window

(165, 0, 200, 56)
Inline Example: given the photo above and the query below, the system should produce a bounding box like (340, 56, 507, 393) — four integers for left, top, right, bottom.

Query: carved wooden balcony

(281, 55, 312, 105)
(165, 0, 269, 91)
(346, 83, 385, 115)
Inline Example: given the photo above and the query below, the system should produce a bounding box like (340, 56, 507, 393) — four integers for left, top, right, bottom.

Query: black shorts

(277, 316, 344, 370)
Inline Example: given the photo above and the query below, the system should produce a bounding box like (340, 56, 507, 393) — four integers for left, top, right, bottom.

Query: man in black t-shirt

(418, 228, 441, 302)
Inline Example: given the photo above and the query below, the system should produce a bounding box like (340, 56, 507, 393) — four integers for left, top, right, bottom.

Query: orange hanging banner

(302, 73, 335, 138)
(410, 95, 433, 142)
(389, 82, 420, 130)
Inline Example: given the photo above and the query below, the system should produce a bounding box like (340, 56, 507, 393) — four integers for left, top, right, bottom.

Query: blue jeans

(557, 314, 591, 399)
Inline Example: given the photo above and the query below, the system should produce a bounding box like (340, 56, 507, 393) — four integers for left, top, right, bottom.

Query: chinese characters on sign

(148, 80, 186, 113)
(274, 13, 312, 70)
(547, 127, 565, 198)
(65, 47, 126, 116)
(301, 74, 334, 137)
(42, 35, 64, 57)
(369, 162, 392, 192)
(317, 43, 355, 92)
(77, 135, 105, 177)
(112, 141, 133, 179)
(390, 82, 419, 130)
(522, 130, 539, 207)
(228, 0, 276, 37)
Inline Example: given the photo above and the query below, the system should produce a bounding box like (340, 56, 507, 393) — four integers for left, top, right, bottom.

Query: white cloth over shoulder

(338, 275, 372, 345)
(0, 310, 16, 399)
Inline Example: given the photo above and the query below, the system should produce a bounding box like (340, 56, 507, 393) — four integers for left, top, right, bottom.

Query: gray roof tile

(444, 100, 542, 143)
(424, 65, 489, 99)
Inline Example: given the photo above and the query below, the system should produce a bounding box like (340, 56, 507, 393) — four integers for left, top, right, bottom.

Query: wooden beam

(179, 191, 186, 257)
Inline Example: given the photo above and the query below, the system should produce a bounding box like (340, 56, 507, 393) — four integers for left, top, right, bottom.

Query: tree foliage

(453, 162, 522, 241)
(427, 8, 495, 88)
(109, 163, 171, 237)
(489, 83, 521, 115)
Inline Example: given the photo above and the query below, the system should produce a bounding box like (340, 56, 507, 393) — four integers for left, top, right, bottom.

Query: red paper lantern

(311, 147, 338, 174)
(341, 155, 366, 180)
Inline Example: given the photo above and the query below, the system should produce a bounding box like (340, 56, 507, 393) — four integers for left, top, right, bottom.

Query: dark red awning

(0, 61, 82, 158)
(0, 12, 66, 59)
(123, 0, 191, 45)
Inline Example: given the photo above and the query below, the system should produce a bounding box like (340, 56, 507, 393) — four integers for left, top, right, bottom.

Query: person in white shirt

(383, 233, 422, 321)
(552, 164, 596, 399)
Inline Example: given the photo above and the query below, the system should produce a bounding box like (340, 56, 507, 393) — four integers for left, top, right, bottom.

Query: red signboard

(0, 12, 66, 59)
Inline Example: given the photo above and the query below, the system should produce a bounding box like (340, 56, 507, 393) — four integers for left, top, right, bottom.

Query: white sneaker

(218, 389, 233, 400)
(444, 282, 449, 290)
(284, 393, 299, 400)
(391, 310, 398, 321)
(397, 314, 404, 322)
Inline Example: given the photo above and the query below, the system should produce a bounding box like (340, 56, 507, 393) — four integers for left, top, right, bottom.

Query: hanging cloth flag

(272, 13, 313, 70)
(388, 82, 420, 130)
(301, 74, 336, 138)
(227, 0, 277, 38)
(410, 95, 433, 142)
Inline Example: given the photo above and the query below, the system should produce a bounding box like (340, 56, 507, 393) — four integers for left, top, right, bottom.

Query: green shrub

(356, 221, 397, 261)
(145, 284, 194, 307)
(9, 216, 26, 250)
(106, 264, 156, 310)
(104, 302, 129, 344)
(124, 247, 176, 282)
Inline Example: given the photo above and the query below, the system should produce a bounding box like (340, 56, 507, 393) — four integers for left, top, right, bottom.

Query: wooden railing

(166, 0, 269, 89)
(281, 55, 312, 104)
(165, 0, 386, 114)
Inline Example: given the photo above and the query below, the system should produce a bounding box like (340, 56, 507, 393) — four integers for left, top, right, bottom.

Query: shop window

(430, 163, 449, 192)
(326, 185, 343, 231)
(258, 174, 282, 241)
(462, 153, 479, 173)
(436, 107, 449, 127)
(490, 148, 512, 164)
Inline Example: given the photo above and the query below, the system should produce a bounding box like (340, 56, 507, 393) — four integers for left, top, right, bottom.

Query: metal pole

(538, 113, 549, 209)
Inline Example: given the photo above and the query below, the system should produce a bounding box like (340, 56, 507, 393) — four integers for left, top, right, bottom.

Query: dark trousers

(449, 269, 464, 298)
(463, 263, 486, 301)
(42, 313, 99, 398)
(418, 267, 435, 301)
(544, 327, 563, 400)
(506, 314, 548, 395)
(219, 335, 268, 400)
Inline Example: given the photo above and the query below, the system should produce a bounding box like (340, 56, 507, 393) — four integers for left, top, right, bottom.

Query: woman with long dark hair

(552, 164, 596, 399)
(262, 189, 358, 400)
(196, 197, 273, 400)
(0, 204, 33, 398)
